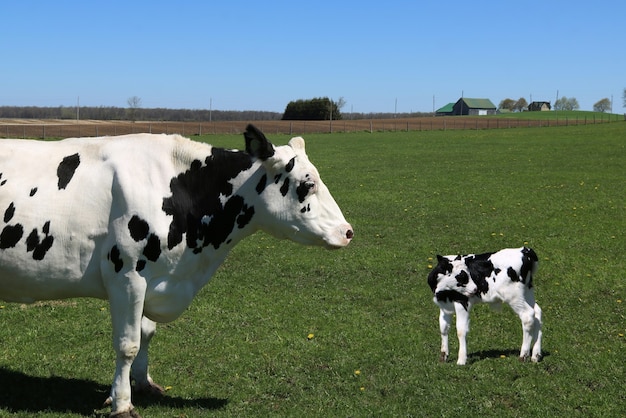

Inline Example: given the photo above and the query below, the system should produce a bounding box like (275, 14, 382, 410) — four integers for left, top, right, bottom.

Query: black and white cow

(0, 125, 353, 417)
(427, 247, 542, 365)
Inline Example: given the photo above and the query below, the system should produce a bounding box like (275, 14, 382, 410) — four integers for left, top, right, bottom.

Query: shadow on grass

(0, 367, 227, 416)
(469, 348, 551, 362)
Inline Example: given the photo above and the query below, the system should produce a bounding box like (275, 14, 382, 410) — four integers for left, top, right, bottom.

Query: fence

(0, 115, 622, 140)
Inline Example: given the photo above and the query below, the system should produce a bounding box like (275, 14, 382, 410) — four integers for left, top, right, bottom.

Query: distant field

(0, 122, 624, 417)
(0, 111, 622, 139)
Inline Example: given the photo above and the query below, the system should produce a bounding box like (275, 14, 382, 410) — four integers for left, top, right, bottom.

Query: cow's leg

(106, 273, 146, 418)
(454, 303, 471, 365)
(438, 308, 452, 362)
(531, 303, 543, 362)
(131, 316, 165, 395)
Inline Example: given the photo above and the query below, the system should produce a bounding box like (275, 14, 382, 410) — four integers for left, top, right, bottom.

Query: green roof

(436, 103, 455, 113)
(459, 98, 496, 109)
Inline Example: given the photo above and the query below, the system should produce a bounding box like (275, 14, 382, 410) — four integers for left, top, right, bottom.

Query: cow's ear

(244, 124, 275, 160)
(436, 255, 445, 263)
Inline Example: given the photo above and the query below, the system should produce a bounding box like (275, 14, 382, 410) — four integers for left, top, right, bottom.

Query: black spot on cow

(0, 173, 5, 186)
(57, 153, 80, 190)
(300, 204, 310, 213)
(29, 187, 38, 196)
(256, 174, 268, 195)
(108, 245, 124, 273)
(128, 215, 150, 242)
(4, 202, 15, 223)
(280, 178, 290, 197)
(436, 290, 469, 310)
(143, 234, 161, 262)
(162, 148, 254, 250)
(197, 195, 254, 250)
(274, 174, 282, 184)
(285, 157, 296, 172)
(0, 224, 24, 249)
(25, 221, 54, 260)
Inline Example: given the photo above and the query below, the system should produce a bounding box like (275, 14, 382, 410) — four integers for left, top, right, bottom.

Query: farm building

(528, 101, 551, 111)
(435, 103, 455, 116)
(452, 98, 497, 116)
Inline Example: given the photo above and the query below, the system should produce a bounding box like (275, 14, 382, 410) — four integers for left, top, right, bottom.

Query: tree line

(498, 96, 615, 113)
(0, 104, 432, 122)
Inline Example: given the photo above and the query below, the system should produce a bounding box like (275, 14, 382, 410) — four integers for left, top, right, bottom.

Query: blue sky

(2, 1, 624, 113)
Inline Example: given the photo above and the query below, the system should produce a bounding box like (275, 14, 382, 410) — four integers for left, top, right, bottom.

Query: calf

(427, 247, 542, 365)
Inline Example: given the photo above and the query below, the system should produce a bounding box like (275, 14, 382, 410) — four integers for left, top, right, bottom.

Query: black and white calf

(427, 247, 542, 365)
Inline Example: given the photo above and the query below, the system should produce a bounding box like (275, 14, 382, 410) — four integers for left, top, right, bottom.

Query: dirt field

(0, 116, 614, 139)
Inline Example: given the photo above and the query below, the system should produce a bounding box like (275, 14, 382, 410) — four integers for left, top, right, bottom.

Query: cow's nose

(346, 228, 354, 240)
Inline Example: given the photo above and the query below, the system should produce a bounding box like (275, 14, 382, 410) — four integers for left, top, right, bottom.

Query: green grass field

(0, 122, 624, 417)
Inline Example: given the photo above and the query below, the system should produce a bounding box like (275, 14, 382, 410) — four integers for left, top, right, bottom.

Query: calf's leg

(438, 308, 452, 362)
(531, 303, 543, 362)
(454, 303, 471, 365)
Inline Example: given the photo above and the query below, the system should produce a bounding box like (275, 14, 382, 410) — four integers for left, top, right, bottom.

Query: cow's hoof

(110, 407, 142, 418)
(439, 352, 448, 362)
(134, 381, 166, 396)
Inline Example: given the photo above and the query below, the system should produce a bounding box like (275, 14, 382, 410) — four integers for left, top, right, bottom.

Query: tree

(513, 97, 528, 112)
(127, 96, 142, 122)
(498, 98, 516, 111)
(554, 96, 579, 111)
(282, 97, 343, 120)
(593, 98, 611, 113)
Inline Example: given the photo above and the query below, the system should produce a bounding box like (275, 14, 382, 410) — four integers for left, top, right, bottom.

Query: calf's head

(428, 255, 478, 308)
(244, 125, 353, 249)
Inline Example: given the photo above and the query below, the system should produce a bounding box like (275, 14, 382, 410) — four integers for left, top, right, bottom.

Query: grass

(1, 122, 625, 417)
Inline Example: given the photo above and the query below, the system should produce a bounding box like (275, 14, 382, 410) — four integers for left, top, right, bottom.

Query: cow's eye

(303, 181, 316, 191)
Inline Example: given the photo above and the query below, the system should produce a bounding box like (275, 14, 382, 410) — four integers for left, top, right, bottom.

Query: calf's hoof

(439, 352, 448, 362)
(110, 408, 142, 418)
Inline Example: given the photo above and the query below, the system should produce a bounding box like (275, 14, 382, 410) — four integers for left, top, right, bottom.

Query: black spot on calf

(436, 290, 469, 310)
(30, 187, 38, 196)
(57, 153, 80, 190)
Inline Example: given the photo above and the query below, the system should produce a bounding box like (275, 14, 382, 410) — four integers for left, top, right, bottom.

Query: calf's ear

(245, 124, 275, 160)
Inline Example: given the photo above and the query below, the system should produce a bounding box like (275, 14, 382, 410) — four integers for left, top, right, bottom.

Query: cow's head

(428, 255, 478, 309)
(244, 125, 353, 249)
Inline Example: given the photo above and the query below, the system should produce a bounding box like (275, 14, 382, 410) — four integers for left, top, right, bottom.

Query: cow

(0, 124, 353, 417)
(427, 247, 542, 365)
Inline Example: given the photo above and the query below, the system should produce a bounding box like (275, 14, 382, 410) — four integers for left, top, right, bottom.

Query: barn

(528, 101, 551, 111)
(435, 103, 455, 116)
(452, 98, 497, 116)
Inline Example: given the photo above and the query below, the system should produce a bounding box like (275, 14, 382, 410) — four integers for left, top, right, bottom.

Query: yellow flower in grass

(307, 333, 315, 340)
